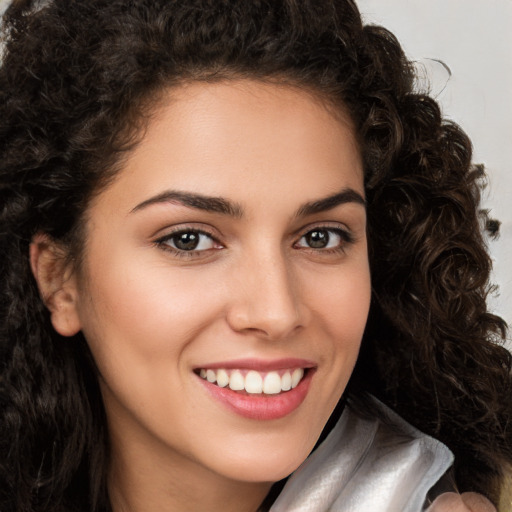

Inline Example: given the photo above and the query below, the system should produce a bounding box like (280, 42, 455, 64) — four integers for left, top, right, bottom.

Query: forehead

(91, 80, 364, 215)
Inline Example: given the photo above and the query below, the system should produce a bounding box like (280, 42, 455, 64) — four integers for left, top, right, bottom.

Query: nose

(226, 251, 306, 340)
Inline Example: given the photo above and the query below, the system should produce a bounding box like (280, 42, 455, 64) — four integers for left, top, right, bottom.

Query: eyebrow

(295, 189, 366, 217)
(130, 188, 365, 218)
(130, 190, 244, 218)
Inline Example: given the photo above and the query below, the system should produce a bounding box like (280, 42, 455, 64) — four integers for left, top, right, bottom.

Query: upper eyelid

(153, 228, 222, 258)
(152, 221, 354, 245)
(156, 229, 216, 241)
(294, 224, 356, 248)
(153, 224, 221, 241)
(294, 221, 352, 237)
(153, 227, 222, 254)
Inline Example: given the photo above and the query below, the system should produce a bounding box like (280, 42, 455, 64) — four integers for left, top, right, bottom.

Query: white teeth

(291, 368, 304, 388)
(198, 367, 307, 394)
(263, 372, 282, 394)
(245, 371, 263, 394)
(229, 370, 245, 391)
(281, 371, 292, 391)
(216, 369, 229, 388)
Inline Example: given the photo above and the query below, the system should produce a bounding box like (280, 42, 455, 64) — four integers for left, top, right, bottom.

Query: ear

(30, 233, 81, 337)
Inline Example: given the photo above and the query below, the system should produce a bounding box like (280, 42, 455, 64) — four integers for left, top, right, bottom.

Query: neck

(107, 432, 273, 512)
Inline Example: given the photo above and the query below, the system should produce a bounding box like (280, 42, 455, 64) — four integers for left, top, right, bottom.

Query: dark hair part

(1, 0, 511, 510)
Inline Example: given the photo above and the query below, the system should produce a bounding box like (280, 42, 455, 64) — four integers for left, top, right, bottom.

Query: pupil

(307, 230, 328, 248)
(174, 232, 199, 250)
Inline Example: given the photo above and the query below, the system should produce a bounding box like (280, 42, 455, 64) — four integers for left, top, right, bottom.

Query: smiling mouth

(196, 368, 307, 395)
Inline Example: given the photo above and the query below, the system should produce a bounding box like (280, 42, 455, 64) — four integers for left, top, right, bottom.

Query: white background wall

(1, 0, 510, 341)
(356, 0, 512, 344)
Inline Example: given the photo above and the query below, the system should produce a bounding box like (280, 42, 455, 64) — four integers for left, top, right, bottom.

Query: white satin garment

(270, 397, 453, 512)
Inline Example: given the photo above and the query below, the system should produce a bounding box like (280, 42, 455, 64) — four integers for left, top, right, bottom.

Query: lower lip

(198, 370, 314, 420)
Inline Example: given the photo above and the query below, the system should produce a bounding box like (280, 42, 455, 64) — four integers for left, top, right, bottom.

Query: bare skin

(428, 492, 497, 512)
(31, 80, 498, 512)
(33, 81, 370, 511)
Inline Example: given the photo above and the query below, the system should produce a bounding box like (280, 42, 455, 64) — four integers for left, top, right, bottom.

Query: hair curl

(0, 1, 511, 510)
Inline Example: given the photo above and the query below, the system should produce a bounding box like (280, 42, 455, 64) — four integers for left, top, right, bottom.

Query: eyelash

(294, 225, 355, 255)
(154, 224, 355, 260)
(154, 227, 221, 259)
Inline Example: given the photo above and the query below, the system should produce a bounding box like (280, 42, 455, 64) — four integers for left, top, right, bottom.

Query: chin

(211, 438, 313, 484)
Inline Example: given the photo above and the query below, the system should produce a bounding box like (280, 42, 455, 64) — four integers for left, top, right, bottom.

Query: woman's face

(65, 81, 370, 486)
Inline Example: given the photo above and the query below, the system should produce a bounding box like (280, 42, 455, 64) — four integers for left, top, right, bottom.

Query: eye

(295, 227, 352, 250)
(156, 229, 219, 252)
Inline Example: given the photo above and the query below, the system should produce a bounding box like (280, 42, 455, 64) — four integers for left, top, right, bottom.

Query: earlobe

(30, 234, 82, 337)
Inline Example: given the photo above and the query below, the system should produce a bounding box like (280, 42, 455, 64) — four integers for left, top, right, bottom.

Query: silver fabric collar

(270, 396, 453, 512)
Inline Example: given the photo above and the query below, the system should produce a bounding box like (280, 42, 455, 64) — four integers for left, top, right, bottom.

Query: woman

(0, 0, 511, 511)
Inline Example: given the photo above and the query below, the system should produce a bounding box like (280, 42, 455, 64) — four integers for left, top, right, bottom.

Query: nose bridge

(227, 246, 303, 339)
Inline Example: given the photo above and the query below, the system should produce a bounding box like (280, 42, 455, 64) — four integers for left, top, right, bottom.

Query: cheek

(306, 261, 371, 338)
(303, 259, 371, 396)
(76, 247, 228, 369)
(74, 253, 229, 438)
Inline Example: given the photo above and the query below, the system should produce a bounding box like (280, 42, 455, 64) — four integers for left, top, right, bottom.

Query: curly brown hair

(0, 0, 511, 511)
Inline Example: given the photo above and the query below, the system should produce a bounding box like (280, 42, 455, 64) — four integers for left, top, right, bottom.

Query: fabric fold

(270, 396, 453, 512)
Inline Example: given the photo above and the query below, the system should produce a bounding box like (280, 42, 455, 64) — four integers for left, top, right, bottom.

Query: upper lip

(194, 358, 316, 372)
